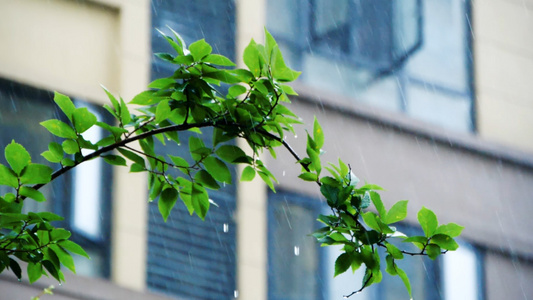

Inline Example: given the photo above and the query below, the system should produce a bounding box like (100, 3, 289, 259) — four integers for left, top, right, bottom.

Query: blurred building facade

(0, 0, 532, 300)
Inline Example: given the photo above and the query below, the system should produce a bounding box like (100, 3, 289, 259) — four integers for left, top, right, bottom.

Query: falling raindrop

(282, 170, 286, 176)
(234, 290, 239, 298)
(223, 223, 229, 233)
(294, 246, 300, 256)
(294, 134, 298, 139)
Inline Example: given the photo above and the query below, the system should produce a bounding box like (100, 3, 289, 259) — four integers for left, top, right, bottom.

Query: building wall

(474, 0, 533, 152)
(0, 0, 532, 299)
(0, 0, 157, 297)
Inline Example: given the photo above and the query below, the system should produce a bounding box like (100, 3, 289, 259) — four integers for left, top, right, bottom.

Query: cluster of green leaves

(300, 118, 464, 297)
(0, 141, 88, 283)
(0, 27, 462, 298)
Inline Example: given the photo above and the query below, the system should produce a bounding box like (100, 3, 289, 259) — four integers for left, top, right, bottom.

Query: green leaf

(241, 166, 256, 181)
(396, 265, 412, 298)
(258, 171, 275, 192)
(203, 156, 231, 184)
(385, 243, 404, 259)
(368, 191, 386, 218)
(62, 140, 79, 155)
(119, 97, 131, 125)
(228, 85, 247, 98)
(27, 262, 43, 284)
(435, 223, 464, 238)
(130, 90, 165, 105)
(58, 240, 90, 259)
(313, 117, 324, 150)
(157, 28, 184, 56)
(20, 163, 53, 185)
(37, 212, 64, 222)
(102, 85, 120, 112)
(155, 100, 171, 124)
(216, 145, 246, 163)
(298, 172, 318, 182)
(359, 183, 384, 191)
(334, 253, 351, 277)
(44, 142, 63, 161)
(192, 183, 210, 220)
(385, 255, 398, 276)
(49, 229, 71, 242)
(418, 206, 439, 237)
(189, 39, 212, 61)
(54, 92, 76, 122)
(41, 119, 77, 139)
(264, 28, 278, 62)
(0, 164, 18, 188)
(426, 244, 441, 260)
(168, 155, 189, 173)
(189, 136, 207, 162)
(5, 140, 31, 175)
(148, 78, 175, 89)
(403, 235, 428, 249)
(102, 155, 127, 166)
(159, 187, 178, 222)
(9, 258, 22, 279)
(362, 211, 393, 234)
(320, 184, 340, 207)
(19, 186, 46, 202)
(50, 244, 75, 273)
(72, 107, 97, 134)
(384, 200, 408, 224)
(117, 148, 145, 166)
(243, 39, 262, 77)
(271, 45, 300, 82)
(203, 54, 235, 66)
(194, 170, 220, 190)
(279, 84, 298, 95)
(431, 234, 459, 251)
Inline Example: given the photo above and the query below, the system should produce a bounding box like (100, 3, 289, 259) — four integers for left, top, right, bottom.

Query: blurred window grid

(267, 0, 474, 133)
(268, 190, 483, 300)
(0, 78, 112, 278)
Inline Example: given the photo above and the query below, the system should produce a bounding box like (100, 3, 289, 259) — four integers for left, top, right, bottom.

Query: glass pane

(269, 196, 320, 300)
(443, 242, 480, 300)
(266, 0, 473, 133)
(71, 104, 104, 239)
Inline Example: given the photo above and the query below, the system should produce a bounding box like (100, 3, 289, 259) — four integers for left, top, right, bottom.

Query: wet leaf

(203, 156, 231, 184)
(72, 107, 97, 134)
(241, 166, 256, 181)
(41, 120, 77, 139)
(20, 164, 53, 185)
(189, 39, 212, 61)
(159, 187, 178, 222)
(5, 141, 31, 175)
(418, 207, 438, 237)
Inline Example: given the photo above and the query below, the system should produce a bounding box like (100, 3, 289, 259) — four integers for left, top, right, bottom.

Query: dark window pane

(0, 78, 112, 278)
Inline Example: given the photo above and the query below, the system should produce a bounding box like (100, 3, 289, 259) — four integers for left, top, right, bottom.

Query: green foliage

(0, 28, 462, 298)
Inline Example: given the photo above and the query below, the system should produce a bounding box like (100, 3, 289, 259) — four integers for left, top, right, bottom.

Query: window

(267, 0, 474, 133)
(268, 190, 483, 300)
(268, 191, 325, 300)
(145, 130, 238, 300)
(0, 78, 112, 278)
(146, 3, 238, 298)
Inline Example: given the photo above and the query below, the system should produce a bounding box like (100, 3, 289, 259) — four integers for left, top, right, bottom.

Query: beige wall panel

(485, 252, 533, 300)
(235, 1, 268, 299)
(475, 44, 533, 109)
(270, 100, 533, 259)
(0, 0, 120, 103)
(474, 0, 533, 57)
(477, 91, 533, 152)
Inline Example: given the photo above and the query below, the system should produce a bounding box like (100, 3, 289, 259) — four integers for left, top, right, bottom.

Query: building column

(235, 0, 268, 299)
